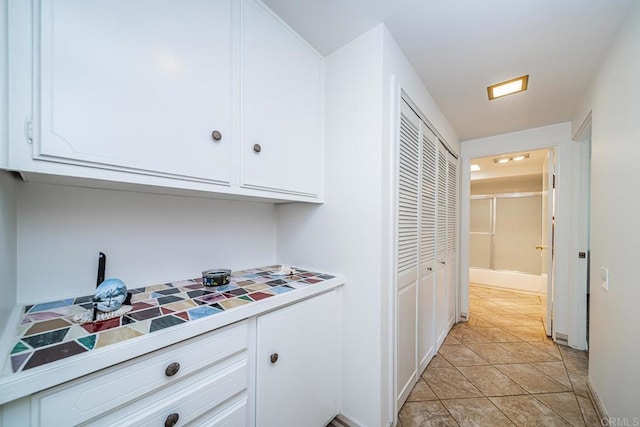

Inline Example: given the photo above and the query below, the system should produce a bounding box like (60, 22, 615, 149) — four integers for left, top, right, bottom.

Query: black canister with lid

(202, 269, 231, 287)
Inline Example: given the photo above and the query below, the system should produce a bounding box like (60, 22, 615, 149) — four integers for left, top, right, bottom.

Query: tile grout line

(401, 284, 596, 426)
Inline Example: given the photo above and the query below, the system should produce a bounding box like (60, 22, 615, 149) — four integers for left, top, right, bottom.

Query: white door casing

(542, 149, 555, 336)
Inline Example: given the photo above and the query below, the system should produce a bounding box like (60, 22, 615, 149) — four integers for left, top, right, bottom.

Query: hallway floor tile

(399, 284, 600, 426)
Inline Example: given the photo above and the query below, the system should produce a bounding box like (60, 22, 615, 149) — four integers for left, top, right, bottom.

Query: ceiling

(262, 0, 635, 141)
(470, 149, 548, 181)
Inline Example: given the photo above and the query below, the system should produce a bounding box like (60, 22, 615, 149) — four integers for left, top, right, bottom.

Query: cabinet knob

(165, 413, 179, 427)
(270, 353, 279, 364)
(427, 267, 433, 271)
(165, 362, 180, 377)
(211, 130, 222, 141)
(253, 144, 262, 153)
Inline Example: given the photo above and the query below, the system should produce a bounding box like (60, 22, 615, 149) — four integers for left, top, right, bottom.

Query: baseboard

(587, 377, 608, 422)
(333, 413, 365, 427)
(555, 333, 569, 346)
(468, 281, 544, 296)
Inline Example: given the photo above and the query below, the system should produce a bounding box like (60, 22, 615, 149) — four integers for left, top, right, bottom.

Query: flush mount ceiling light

(487, 75, 529, 100)
(493, 153, 530, 164)
(470, 164, 481, 172)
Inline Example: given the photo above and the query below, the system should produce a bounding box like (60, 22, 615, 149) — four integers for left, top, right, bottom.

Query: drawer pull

(211, 130, 222, 141)
(165, 413, 179, 427)
(270, 353, 279, 364)
(165, 362, 180, 377)
(253, 143, 262, 153)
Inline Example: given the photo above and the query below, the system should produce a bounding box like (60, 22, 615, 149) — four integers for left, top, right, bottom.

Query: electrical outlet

(601, 267, 609, 291)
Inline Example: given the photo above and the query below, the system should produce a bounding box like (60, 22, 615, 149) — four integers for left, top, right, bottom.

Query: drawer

(33, 321, 248, 426)
(188, 393, 248, 427)
(83, 355, 248, 426)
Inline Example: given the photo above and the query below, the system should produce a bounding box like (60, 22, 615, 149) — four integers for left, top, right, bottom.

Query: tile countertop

(0, 266, 344, 405)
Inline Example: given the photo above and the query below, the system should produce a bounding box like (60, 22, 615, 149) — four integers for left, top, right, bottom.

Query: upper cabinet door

(240, 0, 323, 197)
(37, 0, 232, 183)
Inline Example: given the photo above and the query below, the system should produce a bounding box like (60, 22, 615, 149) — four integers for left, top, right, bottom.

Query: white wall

(277, 26, 385, 427)
(277, 24, 459, 427)
(0, 1, 13, 321)
(380, 26, 460, 423)
(16, 182, 278, 303)
(573, 2, 640, 418)
(460, 123, 575, 342)
(381, 27, 460, 155)
(0, 171, 17, 326)
(0, 0, 7, 169)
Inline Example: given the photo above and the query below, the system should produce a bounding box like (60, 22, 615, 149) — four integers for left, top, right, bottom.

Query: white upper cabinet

(240, 0, 323, 197)
(5, 0, 324, 203)
(37, 0, 232, 183)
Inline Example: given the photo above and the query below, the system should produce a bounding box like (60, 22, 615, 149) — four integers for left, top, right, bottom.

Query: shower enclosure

(469, 192, 547, 293)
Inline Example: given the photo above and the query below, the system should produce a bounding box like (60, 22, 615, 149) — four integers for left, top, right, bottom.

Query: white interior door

(435, 143, 448, 346)
(396, 101, 420, 406)
(418, 124, 437, 373)
(541, 149, 555, 336)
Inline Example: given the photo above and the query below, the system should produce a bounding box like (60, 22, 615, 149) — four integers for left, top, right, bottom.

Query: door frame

(570, 113, 591, 350)
(459, 123, 578, 345)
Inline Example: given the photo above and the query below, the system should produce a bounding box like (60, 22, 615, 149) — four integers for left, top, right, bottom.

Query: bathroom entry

(469, 148, 555, 335)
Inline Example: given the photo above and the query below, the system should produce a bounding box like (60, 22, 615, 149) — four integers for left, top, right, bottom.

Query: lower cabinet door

(255, 290, 339, 427)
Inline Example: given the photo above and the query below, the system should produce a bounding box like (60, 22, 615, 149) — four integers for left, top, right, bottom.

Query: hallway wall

(0, 171, 17, 332)
(573, 2, 640, 419)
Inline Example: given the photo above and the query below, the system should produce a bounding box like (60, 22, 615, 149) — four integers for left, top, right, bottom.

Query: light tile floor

(398, 284, 600, 427)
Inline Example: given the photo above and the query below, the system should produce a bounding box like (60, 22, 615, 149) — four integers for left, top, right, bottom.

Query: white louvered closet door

(417, 124, 437, 373)
(446, 153, 458, 329)
(435, 142, 449, 345)
(397, 101, 420, 406)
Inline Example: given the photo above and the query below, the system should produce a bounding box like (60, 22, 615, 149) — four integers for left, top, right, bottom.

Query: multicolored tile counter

(0, 266, 343, 404)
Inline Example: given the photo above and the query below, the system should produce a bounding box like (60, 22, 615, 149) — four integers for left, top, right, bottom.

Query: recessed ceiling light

(493, 153, 530, 164)
(471, 164, 480, 171)
(487, 75, 529, 100)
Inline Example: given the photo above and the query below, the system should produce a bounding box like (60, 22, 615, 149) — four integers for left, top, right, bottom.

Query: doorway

(468, 149, 555, 335)
(459, 124, 590, 350)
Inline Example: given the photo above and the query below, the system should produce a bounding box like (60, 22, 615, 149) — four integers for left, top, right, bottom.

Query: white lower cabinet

(255, 290, 339, 427)
(32, 321, 250, 427)
(189, 394, 248, 427)
(0, 291, 341, 427)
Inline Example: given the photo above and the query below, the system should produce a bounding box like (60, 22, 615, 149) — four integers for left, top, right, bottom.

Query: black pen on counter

(93, 252, 107, 322)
